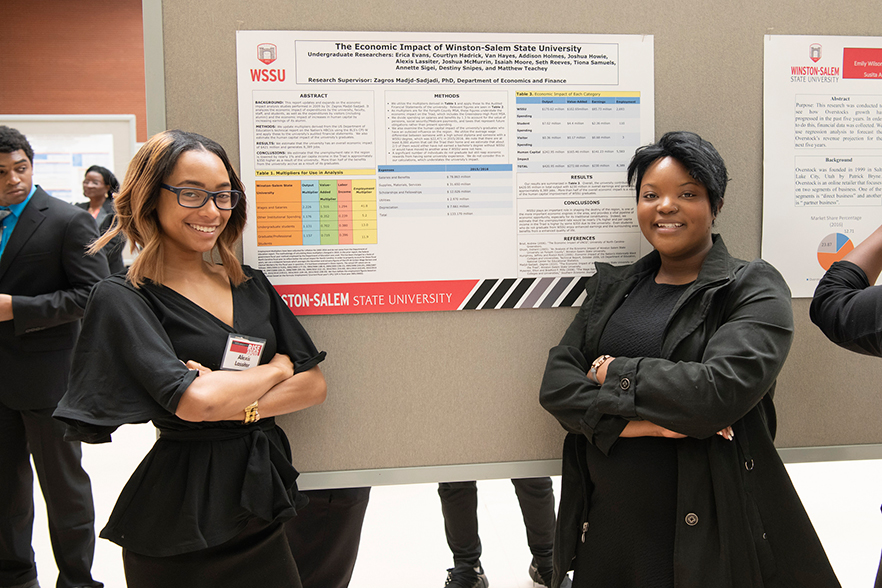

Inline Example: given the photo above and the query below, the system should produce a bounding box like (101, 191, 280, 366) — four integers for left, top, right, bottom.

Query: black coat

(75, 197, 114, 227)
(540, 236, 840, 587)
(0, 187, 109, 409)
(76, 198, 125, 274)
(810, 260, 882, 356)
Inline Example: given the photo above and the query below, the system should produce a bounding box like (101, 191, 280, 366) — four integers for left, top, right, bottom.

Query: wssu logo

(252, 43, 286, 82)
(257, 43, 277, 64)
(250, 69, 286, 82)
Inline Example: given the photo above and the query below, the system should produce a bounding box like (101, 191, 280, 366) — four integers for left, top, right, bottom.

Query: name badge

(220, 334, 266, 371)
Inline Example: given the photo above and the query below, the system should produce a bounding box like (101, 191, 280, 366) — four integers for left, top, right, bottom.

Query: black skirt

(122, 519, 302, 588)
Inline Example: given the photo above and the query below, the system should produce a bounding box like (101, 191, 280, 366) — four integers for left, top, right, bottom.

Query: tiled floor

(30, 424, 882, 587)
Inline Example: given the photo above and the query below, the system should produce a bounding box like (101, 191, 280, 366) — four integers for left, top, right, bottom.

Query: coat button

(619, 377, 631, 390)
(685, 513, 699, 526)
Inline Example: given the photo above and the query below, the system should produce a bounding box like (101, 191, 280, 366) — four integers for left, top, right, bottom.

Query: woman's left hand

(716, 426, 734, 441)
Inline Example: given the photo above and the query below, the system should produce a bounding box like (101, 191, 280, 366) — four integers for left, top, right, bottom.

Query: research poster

(236, 31, 654, 314)
(763, 35, 882, 297)
(28, 134, 114, 204)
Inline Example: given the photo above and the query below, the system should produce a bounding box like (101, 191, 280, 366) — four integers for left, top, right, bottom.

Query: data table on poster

(377, 164, 513, 218)
(515, 94, 641, 173)
(255, 179, 377, 246)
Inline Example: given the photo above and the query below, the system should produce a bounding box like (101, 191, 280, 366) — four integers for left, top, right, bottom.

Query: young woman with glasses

(55, 130, 327, 588)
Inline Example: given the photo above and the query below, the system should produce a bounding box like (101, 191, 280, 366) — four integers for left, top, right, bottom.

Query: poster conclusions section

(237, 31, 654, 315)
(763, 35, 882, 297)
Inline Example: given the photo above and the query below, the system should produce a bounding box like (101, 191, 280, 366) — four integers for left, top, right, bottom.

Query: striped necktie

(0, 209, 11, 244)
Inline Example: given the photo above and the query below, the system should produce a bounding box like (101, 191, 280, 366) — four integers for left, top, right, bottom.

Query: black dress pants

(0, 405, 101, 588)
(286, 487, 371, 588)
(438, 477, 556, 571)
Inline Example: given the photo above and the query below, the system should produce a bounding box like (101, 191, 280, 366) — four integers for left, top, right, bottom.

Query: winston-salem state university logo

(810, 43, 822, 63)
(258, 43, 277, 65)
(252, 43, 286, 82)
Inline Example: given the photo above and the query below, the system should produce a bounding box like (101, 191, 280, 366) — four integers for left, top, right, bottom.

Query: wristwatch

(243, 400, 260, 424)
(588, 354, 612, 384)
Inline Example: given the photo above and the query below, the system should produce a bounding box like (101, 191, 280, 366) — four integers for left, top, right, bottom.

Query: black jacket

(540, 236, 839, 587)
(810, 260, 882, 356)
(0, 187, 109, 409)
(76, 198, 125, 274)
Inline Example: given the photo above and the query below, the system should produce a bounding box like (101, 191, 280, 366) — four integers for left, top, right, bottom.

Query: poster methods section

(237, 31, 655, 314)
(763, 36, 882, 297)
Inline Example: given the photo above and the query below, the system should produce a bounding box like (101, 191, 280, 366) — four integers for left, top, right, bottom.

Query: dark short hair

(627, 131, 728, 216)
(0, 126, 34, 163)
(85, 165, 120, 198)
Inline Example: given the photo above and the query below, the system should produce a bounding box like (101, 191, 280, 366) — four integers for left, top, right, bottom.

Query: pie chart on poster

(817, 233, 854, 270)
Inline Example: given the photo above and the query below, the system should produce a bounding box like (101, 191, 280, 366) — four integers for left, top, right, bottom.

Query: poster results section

(764, 35, 882, 297)
(237, 31, 654, 315)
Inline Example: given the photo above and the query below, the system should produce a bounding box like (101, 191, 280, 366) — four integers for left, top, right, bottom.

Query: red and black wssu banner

(274, 276, 590, 315)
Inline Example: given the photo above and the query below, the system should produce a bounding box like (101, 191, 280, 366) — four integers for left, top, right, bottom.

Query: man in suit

(0, 126, 108, 588)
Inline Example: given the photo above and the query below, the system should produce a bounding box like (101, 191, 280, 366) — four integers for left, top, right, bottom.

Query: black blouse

(55, 266, 325, 556)
(576, 275, 689, 588)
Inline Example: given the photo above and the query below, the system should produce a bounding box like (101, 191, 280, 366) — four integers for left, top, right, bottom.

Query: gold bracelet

(243, 400, 260, 424)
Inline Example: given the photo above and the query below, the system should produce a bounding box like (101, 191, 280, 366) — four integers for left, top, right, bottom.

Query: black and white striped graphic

(459, 277, 590, 310)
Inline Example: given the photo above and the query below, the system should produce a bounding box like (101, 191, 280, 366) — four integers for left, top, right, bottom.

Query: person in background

(286, 487, 371, 588)
(54, 130, 327, 588)
(77, 165, 125, 273)
(438, 478, 568, 588)
(810, 221, 882, 588)
(78, 165, 118, 227)
(0, 125, 108, 588)
(540, 131, 840, 587)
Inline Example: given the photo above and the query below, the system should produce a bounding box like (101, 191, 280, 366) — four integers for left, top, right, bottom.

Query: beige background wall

(156, 0, 882, 480)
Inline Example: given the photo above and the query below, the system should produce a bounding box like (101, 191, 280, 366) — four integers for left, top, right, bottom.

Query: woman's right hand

(184, 360, 212, 376)
(268, 353, 294, 380)
(621, 420, 687, 438)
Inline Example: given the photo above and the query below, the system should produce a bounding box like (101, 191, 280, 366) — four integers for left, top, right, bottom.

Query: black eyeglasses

(161, 184, 243, 210)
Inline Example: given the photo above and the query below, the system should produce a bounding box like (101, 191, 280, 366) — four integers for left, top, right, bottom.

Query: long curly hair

(90, 130, 247, 287)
